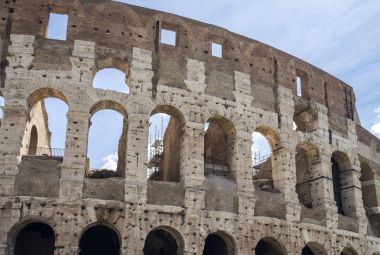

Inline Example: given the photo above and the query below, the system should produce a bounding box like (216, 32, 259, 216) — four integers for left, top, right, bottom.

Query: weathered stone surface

(0, 1, 379, 254)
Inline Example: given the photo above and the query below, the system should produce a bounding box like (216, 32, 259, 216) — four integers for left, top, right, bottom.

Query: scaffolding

(147, 116, 165, 180)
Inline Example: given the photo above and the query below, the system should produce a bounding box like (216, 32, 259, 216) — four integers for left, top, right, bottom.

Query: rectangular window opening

(46, 13, 68, 41)
(296, 76, 302, 96)
(212, 42, 223, 58)
(160, 28, 176, 46)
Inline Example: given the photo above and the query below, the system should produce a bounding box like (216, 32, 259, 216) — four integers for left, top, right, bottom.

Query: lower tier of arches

(1, 197, 379, 255)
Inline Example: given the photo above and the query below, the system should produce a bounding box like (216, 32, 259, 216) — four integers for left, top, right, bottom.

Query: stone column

(59, 111, 90, 200)
(0, 105, 28, 196)
(233, 129, 256, 220)
(125, 113, 149, 203)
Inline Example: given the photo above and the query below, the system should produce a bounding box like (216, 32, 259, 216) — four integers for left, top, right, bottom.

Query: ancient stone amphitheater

(0, 0, 379, 254)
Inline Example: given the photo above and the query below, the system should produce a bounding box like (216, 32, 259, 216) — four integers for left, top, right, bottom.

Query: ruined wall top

(0, 0, 363, 135)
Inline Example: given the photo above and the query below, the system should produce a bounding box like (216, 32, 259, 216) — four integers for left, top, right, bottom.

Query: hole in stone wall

(296, 76, 302, 96)
(87, 109, 127, 178)
(204, 116, 235, 177)
(46, 13, 68, 41)
(14, 222, 55, 255)
(22, 96, 68, 158)
(212, 42, 223, 58)
(93, 68, 129, 93)
(148, 107, 183, 182)
(79, 225, 120, 255)
(331, 151, 351, 216)
(160, 28, 176, 46)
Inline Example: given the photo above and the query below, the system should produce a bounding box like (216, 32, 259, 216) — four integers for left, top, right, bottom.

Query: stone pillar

(233, 129, 256, 220)
(125, 114, 149, 203)
(0, 105, 28, 196)
(59, 111, 90, 200)
(130, 48, 154, 96)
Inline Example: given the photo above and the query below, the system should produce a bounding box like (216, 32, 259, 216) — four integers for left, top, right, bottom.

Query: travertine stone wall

(0, 1, 379, 255)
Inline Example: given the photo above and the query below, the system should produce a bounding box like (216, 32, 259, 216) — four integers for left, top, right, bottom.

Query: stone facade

(0, 0, 379, 254)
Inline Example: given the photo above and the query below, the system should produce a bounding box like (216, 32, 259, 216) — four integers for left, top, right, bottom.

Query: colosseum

(0, 0, 379, 254)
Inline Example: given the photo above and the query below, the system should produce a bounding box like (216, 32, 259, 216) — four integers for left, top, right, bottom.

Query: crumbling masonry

(0, 0, 379, 254)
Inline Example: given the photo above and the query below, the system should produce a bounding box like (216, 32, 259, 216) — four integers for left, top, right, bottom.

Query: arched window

(87, 101, 128, 178)
(143, 228, 183, 255)
(302, 242, 327, 255)
(13, 222, 55, 255)
(93, 68, 129, 93)
(147, 106, 184, 182)
(252, 131, 272, 177)
(255, 237, 284, 255)
(203, 232, 235, 255)
(293, 105, 316, 133)
(331, 151, 351, 215)
(295, 142, 319, 208)
(79, 224, 120, 255)
(204, 116, 235, 177)
(23, 88, 68, 157)
(28, 126, 38, 155)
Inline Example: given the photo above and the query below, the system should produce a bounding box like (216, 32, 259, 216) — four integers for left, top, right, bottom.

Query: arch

(148, 105, 185, 182)
(87, 106, 127, 178)
(293, 104, 316, 133)
(90, 100, 128, 119)
(254, 126, 281, 150)
(255, 237, 285, 255)
(79, 223, 120, 255)
(360, 161, 374, 182)
(340, 247, 358, 255)
(93, 68, 129, 93)
(28, 125, 38, 155)
(10, 222, 55, 255)
(143, 226, 184, 255)
(295, 142, 320, 208)
(331, 151, 351, 215)
(27, 87, 68, 110)
(302, 242, 327, 255)
(95, 56, 130, 76)
(203, 231, 235, 255)
(204, 116, 236, 177)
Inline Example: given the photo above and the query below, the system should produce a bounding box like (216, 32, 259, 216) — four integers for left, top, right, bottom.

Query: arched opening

(204, 116, 235, 177)
(28, 126, 38, 155)
(295, 142, 319, 208)
(143, 228, 183, 255)
(301, 242, 327, 255)
(203, 232, 235, 255)
(13, 222, 55, 255)
(340, 247, 358, 255)
(255, 237, 284, 255)
(87, 101, 128, 178)
(293, 104, 316, 133)
(252, 131, 272, 177)
(331, 151, 351, 215)
(147, 106, 184, 182)
(93, 68, 129, 93)
(360, 161, 375, 209)
(79, 224, 120, 255)
(22, 89, 68, 157)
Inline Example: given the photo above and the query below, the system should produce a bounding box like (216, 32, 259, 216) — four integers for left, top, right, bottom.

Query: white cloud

(370, 108, 380, 137)
(101, 152, 118, 170)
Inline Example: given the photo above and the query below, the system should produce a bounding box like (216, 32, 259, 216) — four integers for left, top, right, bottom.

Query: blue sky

(3, 1, 378, 169)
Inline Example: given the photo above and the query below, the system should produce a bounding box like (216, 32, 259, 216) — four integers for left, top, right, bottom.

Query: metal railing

(27, 147, 65, 157)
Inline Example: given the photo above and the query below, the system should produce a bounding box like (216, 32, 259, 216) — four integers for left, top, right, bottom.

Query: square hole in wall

(296, 76, 302, 96)
(160, 29, 176, 46)
(212, 42, 223, 58)
(46, 13, 68, 40)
